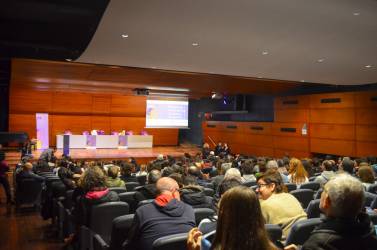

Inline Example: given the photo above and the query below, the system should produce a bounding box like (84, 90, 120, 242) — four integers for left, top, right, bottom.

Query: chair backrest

(242, 180, 257, 187)
(64, 189, 74, 210)
(93, 233, 109, 250)
(364, 192, 377, 208)
(109, 187, 128, 194)
(290, 189, 314, 209)
(306, 199, 322, 219)
(285, 218, 322, 246)
(110, 214, 135, 250)
(16, 179, 43, 205)
(265, 224, 282, 243)
(314, 188, 323, 199)
(367, 184, 377, 194)
(203, 188, 215, 197)
(137, 199, 154, 208)
(90, 202, 130, 243)
(300, 182, 320, 191)
(119, 191, 145, 214)
(125, 182, 140, 191)
(152, 233, 188, 250)
(308, 176, 317, 182)
(285, 183, 297, 192)
(367, 211, 377, 225)
(136, 175, 147, 186)
(194, 208, 216, 226)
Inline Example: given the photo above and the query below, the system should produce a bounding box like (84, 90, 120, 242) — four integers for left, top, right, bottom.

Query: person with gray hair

(267, 160, 289, 183)
(224, 167, 245, 182)
(211, 162, 232, 191)
(300, 174, 377, 250)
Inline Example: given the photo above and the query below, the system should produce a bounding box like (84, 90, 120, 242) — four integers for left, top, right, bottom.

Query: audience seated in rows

(180, 175, 213, 209)
(288, 158, 309, 186)
(106, 165, 126, 188)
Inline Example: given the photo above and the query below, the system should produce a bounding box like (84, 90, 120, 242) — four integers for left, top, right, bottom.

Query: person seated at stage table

(106, 165, 125, 188)
(222, 142, 231, 155)
(16, 162, 45, 184)
(137, 169, 161, 199)
(214, 142, 222, 156)
(120, 162, 138, 183)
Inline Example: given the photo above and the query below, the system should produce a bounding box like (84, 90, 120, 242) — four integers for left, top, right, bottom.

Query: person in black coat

(180, 175, 213, 209)
(300, 174, 377, 250)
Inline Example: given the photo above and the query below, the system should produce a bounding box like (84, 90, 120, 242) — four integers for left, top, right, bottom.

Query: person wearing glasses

(257, 170, 307, 239)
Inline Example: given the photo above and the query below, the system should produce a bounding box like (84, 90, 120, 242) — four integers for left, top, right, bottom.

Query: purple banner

(118, 135, 127, 146)
(36, 113, 49, 149)
(86, 135, 96, 147)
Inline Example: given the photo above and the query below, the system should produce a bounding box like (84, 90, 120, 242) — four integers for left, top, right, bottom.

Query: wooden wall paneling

(9, 87, 53, 113)
(91, 116, 111, 134)
(356, 142, 377, 157)
(274, 149, 311, 159)
(9, 114, 37, 139)
(354, 91, 377, 108)
(50, 115, 92, 146)
(110, 95, 146, 116)
(52, 91, 93, 114)
(274, 95, 310, 109)
(309, 108, 355, 124)
(221, 122, 240, 134)
(241, 122, 272, 135)
(146, 129, 178, 146)
(273, 136, 309, 152)
(274, 109, 309, 123)
(309, 92, 355, 109)
(110, 117, 145, 133)
(356, 125, 377, 142)
(244, 134, 273, 147)
(310, 138, 356, 156)
(272, 122, 308, 137)
(243, 145, 274, 157)
(92, 95, 111, 114)
(310, 124, 355, 140)
(356, 109, 377, 125)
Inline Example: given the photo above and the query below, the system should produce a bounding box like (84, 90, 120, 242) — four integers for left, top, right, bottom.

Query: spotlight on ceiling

(211, 92, 223, 99)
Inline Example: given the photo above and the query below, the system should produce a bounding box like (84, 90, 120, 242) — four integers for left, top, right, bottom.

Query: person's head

(182, 175, 198, 186)
(121, 162, 134, 177)
(156, 177, 180, 200)
(358, 165, 375, 184)
(161, 166, 174, 177)
(187, 165, 202, 178)
(257, 170, 286, 200)
(224, 168, 242, 180)
(241, 160, 254, 175)
(80, 166, 107, 192)
(108, 165, 120, 179)
(266, 160, 278, 170)
(218, 177, 242, 198)
(220, 162, 232, 175)
(169, 173, 183, 188)
(289, 158, 308, 183)
(320, 174, 364, 219)
(157, 154, 164, 161)
(23, 162, 33, 171)
(213, 186, 270, 250)
(147, 169, 161, 184)
(322, 160, 333, 171)
(341, 158, 355, 175)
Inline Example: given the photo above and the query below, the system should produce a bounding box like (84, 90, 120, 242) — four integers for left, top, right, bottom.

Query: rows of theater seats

(14, 171, 377, 250)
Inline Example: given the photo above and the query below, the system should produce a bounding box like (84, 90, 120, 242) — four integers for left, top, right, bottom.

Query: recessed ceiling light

(300, 80, 305, 82)
(65, 59, 72, 62)
(262, 51, 269, 55)
(192, 42, 199, 46)
(151, 66, 157, 69)
(365, 65, 372, 68)
(257, 76, 263, 79)
(353, 12, 360, 16)
(121, 34, 129, 38)
(317, 59, 325, 63)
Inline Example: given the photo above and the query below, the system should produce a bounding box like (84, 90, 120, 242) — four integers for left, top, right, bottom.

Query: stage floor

(31, 145, 200, 162)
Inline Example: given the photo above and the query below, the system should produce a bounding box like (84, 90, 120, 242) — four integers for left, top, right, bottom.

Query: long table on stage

(56, 135, 153, 149)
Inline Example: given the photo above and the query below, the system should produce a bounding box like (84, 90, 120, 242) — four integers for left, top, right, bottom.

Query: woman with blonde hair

(288, 158, 308, 186)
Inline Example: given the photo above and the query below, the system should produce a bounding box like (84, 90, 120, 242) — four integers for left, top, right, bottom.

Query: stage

(31, 145, 201, 163)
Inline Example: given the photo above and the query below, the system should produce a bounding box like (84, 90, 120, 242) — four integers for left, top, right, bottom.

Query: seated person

(125, 177, 195, 250)
(180, 175, 213, 209)
(187, 165, 209, 186)
(120, 162, 138, 183)
(314, 160, 336, 187)
(38, 147, 57, 162)
(16, 162, 45, 184)
(288, 158, 309, 186)
(241, 160, 257, 182)
(188, 186, 280, 250)
(137, 169, 161, 199)
(106, 165, 125, 188)
(301, 174, 377, 250)
(58, 166, 77, 190)
(257, 170, 307, 239)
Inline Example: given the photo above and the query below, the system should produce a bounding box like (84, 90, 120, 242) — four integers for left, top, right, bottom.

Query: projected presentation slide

(146, 99, 188, 128)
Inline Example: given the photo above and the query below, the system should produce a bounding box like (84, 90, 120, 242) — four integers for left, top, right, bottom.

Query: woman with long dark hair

(188, 186, 277, 250)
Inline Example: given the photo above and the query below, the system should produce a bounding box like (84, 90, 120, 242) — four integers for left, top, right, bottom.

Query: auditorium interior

(0, 1, 377, 250)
